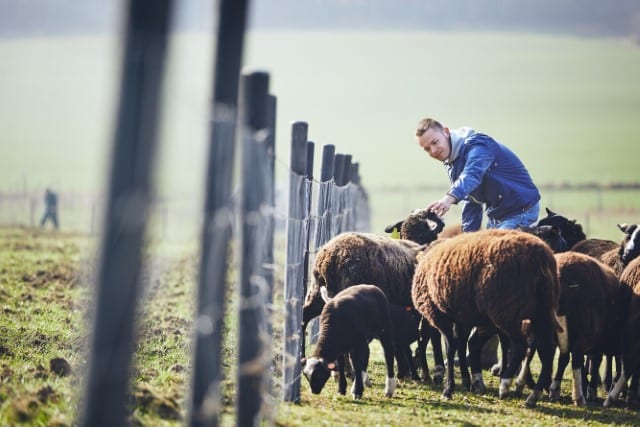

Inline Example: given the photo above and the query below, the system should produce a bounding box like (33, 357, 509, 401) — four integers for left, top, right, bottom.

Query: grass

(1, 226, 640, 426)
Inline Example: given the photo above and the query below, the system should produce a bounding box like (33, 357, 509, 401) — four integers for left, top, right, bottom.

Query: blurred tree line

(1, 0, 640, 40)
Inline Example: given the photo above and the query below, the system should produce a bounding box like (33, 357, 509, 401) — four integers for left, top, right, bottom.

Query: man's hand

(427, 194, 456, 217)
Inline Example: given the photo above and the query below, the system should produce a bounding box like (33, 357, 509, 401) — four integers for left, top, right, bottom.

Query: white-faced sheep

(301, 285, 396, 399)
(599, 223, 640, 276)
(411, 229, 566, 407)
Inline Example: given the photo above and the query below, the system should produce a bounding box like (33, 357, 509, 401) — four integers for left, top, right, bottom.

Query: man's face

(417, 126, 451, 161)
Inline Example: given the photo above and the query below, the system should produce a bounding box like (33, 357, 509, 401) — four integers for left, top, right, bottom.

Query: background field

(1, 31, 639, 240)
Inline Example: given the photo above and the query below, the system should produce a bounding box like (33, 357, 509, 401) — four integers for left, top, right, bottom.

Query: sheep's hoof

(352, 393, 362, 400)
(573, 396, 586, 407)
(525, 392, 539, 408)
(498, 389, 508, 400)
(514, 383, 525, 397)
(462, 377, 471, 391)
(548, 387, 560, 401)
(586, 387, 597, 402)
(432, 366, 444, 386)
(491, 363, 502, 377)
(603, 396, 615, 408)
(421, 374, 432, 385)
(471, 380, 486, 394)
(442, 388, 453, 400)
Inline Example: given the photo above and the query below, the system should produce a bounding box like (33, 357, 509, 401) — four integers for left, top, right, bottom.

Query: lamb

(383, 208, 445, 244)
(411, 229, 565, 407)
(604, 255, 640, 408)
(301, 284, 397, 399)
(518, 225, 568, 253)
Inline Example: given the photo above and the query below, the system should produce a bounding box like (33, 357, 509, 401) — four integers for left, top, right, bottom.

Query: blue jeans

(486, 201, 540, 230)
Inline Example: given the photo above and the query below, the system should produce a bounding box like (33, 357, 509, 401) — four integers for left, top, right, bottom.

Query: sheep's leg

(349, 342, 369, 399)
(492, 332, 510, 377)
(439, 325, 457, 399)
(415, 324, 432, 383)
(627, 372, 639, 407)
(499, 336, 526, 400)
(549, 351, 570, 401)
(603, 355, 613, 394)
(429, 325, 445, 385)
(515, 344, 535, 396)
(587, 353, 603, 402)
(467, 329, 491, 393)
(379, 328, 397, 397)
(526, 335, 555, 408)
(337, 354, 347, 395)
(571, 352, 586, 406)
(456, 326, 472, 391)
(604, 367, 628, 407)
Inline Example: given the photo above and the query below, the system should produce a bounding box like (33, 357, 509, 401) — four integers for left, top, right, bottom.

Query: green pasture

(1, 31, 639, 240)
(2, 226, 640, 426)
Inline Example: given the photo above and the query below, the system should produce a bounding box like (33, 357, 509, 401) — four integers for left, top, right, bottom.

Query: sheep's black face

(619, 224, 640, 264)
(519, 225, 568, 253)
(401, 209, 445, 244)
(302, 357, 332, 394)
(536, 208, 586, 247)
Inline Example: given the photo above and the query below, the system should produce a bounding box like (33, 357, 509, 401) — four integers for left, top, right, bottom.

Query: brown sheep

(604, 256, 640, 408)
(547, 252, 622, 405)
(411, 229, 564, 407)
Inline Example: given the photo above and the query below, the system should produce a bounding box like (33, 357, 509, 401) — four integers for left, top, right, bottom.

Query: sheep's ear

(545, 207, 556, 217)
(384, 220, 404, 233)
(618, 223, 629, 233)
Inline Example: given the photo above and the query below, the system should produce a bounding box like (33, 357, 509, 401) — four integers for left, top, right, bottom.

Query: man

(40, 187, 59, 229)
(416, 117, 540, 370)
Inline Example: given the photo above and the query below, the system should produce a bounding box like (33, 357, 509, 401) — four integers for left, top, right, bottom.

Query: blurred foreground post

(80, 1, 173, 426)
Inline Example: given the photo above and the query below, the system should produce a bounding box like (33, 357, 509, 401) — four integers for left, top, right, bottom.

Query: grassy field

(1, 31, 639, 240)
(1, 226, 639, 426)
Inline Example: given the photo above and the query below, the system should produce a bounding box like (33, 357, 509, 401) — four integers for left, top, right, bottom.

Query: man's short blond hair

(416, 118, 444, 137)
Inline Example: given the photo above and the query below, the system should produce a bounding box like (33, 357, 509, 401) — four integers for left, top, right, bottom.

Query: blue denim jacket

(445, 129, 540, 232)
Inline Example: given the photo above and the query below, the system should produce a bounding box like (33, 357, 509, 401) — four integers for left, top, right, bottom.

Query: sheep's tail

(521, 318, 533, 341)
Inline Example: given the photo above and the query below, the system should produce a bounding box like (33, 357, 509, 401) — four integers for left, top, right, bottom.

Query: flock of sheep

(300, 207, 640, 410)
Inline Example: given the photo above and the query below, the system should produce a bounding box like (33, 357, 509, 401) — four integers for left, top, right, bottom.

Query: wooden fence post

(189, 0, 249, 425)
(80, 1, 173, 426)
(283, 121, 309, 403)
(236, 71, 271, 426)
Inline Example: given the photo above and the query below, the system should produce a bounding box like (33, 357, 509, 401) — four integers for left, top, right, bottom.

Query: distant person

(415, 117, 541, 371)
(40, 187, 59, 229)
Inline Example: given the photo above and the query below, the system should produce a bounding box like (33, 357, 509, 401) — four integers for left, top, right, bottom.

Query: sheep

(604, 256, 640, 408)
(301, 284, 396, 399)
(516, 252, 623, 405)
(518, 225, 568, 253)
(303, 209, 445, 382)
(536, 208, 617, 257)
(599, 223, 640, 276)
(411, 229, 565, 407)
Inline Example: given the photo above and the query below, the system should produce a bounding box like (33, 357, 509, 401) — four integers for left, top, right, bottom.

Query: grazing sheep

(536, 208, 617, 257)
(411, 229, 565, 407)
(604, 256, 640, 408)
(301, 285, 396, 399)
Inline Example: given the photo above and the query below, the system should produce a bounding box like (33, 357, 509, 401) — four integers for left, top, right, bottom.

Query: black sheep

(301, 285, 397, 399)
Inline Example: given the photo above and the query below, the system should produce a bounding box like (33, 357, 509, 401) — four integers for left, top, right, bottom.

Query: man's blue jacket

(444, 127, 540, 232)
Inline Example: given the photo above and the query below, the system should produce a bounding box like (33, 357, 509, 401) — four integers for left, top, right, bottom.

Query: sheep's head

(536, 207, 586, 248)
(302, 357, 335, 394)
(618, 223, 640, 265)
(384, 209, 445, 245)
(518, 225, 568, 253)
